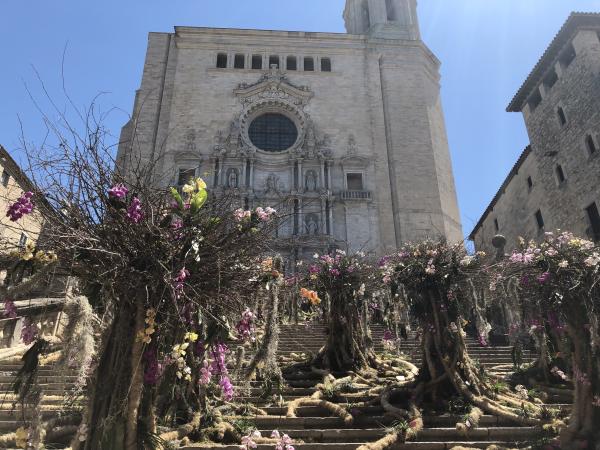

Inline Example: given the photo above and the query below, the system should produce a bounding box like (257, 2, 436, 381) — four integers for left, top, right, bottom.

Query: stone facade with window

(470, 13, 600, 254)
(118, 0, 463, 261)
(0, 145, 46, 253)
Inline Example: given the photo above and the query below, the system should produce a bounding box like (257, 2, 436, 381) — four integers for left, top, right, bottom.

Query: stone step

(182, 441, 528, 450)
(251, 427, 541, 443)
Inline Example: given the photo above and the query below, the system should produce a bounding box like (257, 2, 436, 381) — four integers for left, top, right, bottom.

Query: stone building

(118, 0, 463, 260)
(0, 145, 46, 252)
(470, 13, 600, 255)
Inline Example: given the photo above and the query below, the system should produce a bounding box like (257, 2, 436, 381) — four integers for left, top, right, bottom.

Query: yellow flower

(185, 332, 199, 342)
(22, 252, 34, 261)
(182, 182, 195, 194)
(196, 178, 207, 190)
(15, 427, 28, 448)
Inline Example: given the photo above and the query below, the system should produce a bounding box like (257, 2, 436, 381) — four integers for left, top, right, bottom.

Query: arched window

(304, 57, 314, 71)
(286, 56, 297, 71)
(234, 54, 245, 69)
(269, 55, 280, 69)
(586, 134, 597, 155)
(251, 54, 263, 70)
(216, 53, 228, 69)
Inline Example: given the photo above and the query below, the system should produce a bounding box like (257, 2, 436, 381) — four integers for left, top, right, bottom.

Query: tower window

(535, 210, 545, 230)
(544, 69, 558, 90)
(385, 0, 397, 21)
(585, 134, 597, 156)
(559, 43, 576, 69)
(216, 53, 228, 69)
(286, 56, 297, 71)
(557, 107, 567, 126)
(177, 168, 196, 186)
(494, 218, 499, 232)
(586, 202, 600, 241)
(18, 233, 28, 248)
(321, 57, 332, 72)
(251, 54, 263, 70)
(527, 176, 533, 189)
(269, 55, 280, 69)
(346, 173, 364, 190)
(234, 54, 245, 69)
(528, 88, 542, 112)
(555, 164, 566, 184)
(303, 57, 314, 72)
(1, 170, 9, 187)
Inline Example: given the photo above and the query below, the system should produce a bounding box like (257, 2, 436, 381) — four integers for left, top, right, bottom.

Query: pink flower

(126, 197, 144, 223)
(7, 192, 34, 222)
(219, 375, 234, 401)
(255, 206, 276, 222)
(108, 184, 128, 199)
(236, 308, 256, 342)
(199, 360, 212, 386)
(329, 268, 341, 277)
(537, 272, 551, 284)
(234, 208, 252, 222)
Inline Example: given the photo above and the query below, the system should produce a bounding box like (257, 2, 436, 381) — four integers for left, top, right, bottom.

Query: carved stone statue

(347, 134, 357, 155)
(305, 125, 316, 157)
(229, 118, 241, 148)
(305, 170, 318, 192)
(305, 214, 319, 235)
(185, 129, 196, 152)
(213, 131, 227, 156)
(227, 168, 239, 188)
(265, 173, 281, 194)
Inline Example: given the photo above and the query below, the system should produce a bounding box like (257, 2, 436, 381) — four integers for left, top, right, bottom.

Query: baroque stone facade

(470, 13, 600, 255)
(118, 0, 463, 260)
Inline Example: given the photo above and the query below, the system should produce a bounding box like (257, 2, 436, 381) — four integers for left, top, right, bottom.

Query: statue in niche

(347, 134, 357, 156)
(185, 129, 196, 152)
(229, 118, 241, 148)
(265, 174, 281, 194)
(305, 170, 318, 192)
(305, 125, 316, 157)
(226, 168, 239, 188)
(305, 213, 319, 235)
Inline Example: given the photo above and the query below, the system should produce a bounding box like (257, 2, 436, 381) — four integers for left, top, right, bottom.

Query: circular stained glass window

(248, 113, 298, 152)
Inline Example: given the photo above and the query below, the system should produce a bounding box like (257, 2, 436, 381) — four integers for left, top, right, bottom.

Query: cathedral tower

(344, 0, 420, 39)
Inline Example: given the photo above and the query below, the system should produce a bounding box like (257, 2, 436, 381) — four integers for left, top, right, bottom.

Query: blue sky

(1, 0, 599, 238)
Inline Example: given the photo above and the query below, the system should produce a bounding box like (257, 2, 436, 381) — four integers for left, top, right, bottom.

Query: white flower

(459, 255, 475, 267)
(313, 253, 319, 259)
(584, 253, 600, 267)
(558, 260, 569, 268)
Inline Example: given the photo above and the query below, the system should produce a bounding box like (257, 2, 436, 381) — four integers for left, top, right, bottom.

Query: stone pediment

(234, 69, 313, 107)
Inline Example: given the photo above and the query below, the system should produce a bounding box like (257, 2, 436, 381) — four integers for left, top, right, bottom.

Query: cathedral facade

(118, 0, 463, 259)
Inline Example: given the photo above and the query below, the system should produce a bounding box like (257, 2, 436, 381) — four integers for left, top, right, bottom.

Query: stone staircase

(0, 323, 566, 449)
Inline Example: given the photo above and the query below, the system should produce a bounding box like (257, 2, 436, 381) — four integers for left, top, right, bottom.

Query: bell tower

(344, 0, 420, 39)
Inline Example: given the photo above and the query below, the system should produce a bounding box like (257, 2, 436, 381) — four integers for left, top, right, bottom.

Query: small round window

(248, 113, 298, 152)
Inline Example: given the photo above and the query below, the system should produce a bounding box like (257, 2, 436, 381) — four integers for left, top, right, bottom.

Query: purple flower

(126, 197, 144, 223)
(7, 192, 34, 222)
(143, 349, 162, 385)
(108, 183, 128, 200)
(219, 375, 234, 401)
(21, 318, 38, 345)
(308, 265, 320, 274)
(3, 299, 17, 319)
(537, 272, 551, 284)
(236, 308, 256, 342)
(382, 330, 393, 342)
(199, 360, 212, 386)
(329, 268, 341, 277)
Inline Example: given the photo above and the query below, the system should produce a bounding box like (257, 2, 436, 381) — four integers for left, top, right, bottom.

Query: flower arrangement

(6, 192, 34, 222)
